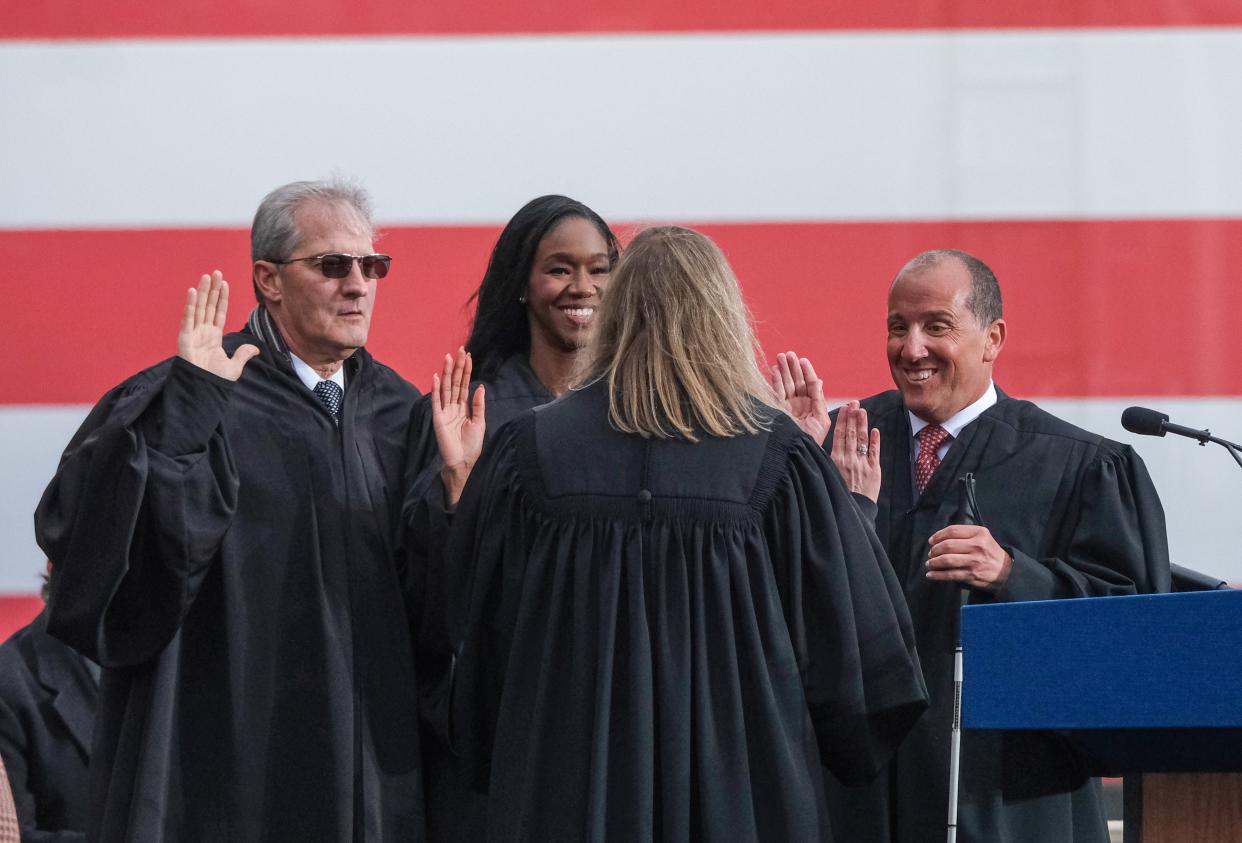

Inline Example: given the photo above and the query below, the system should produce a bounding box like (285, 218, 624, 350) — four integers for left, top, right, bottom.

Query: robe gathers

(444, 382, 929, 842)
(826, 388, 1171, 843)
(36, 335, 427, 842)
(406, 353, 553, 842)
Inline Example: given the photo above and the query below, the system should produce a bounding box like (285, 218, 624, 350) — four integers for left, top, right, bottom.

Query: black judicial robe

(826, 388, 1171, 843)
(0, 610, 96, 843)
(407, 354, 553, 842)
(35, 335, 427, 843)
(445, 383, 929, 842)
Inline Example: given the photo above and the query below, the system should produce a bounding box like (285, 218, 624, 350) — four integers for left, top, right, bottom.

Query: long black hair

(465, 195, 620, 380)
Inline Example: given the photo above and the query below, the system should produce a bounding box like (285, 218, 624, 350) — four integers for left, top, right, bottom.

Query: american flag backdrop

(3, 2, 1242, 637)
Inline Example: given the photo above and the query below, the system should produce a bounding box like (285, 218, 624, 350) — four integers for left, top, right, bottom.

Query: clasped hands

(926, 524, 1012, 590)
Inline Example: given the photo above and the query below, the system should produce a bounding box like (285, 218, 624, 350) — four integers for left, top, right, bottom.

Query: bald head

(893, 249, 1002, 328)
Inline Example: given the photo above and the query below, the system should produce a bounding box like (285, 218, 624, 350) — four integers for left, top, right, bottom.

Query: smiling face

(886, 257, 1005, 424)
(255, 199, 377, 370)
(525, 215, 611, 356)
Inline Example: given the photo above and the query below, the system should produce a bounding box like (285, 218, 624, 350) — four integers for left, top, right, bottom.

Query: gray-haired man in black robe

(36, 180, 432, 842)
(820, 249, 1171, 842)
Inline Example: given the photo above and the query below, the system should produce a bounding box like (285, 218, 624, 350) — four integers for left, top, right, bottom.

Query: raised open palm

(770, 351, 831, 446)
(178, 271, 259, 381)
(433, 347, 486, 505)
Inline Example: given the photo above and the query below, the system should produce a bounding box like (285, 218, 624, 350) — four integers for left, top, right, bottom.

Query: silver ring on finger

(856, 445, 868, 456)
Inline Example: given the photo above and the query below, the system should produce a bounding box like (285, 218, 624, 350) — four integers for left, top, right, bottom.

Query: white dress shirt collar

(909, 381, 997, 447)
(290, 354, 346, 393)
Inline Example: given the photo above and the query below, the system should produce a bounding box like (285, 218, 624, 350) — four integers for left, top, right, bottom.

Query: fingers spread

(788, 350, 807, 391)
(203, 272, 223, 327)
(800, 357, 819, 386)
(182, 287, 198, 332)
(808, 375, 825, 404)
(194, 274, 211, 327)
(778, 353, 797, 398)
(438, 354, 454, 408)
(769, 365, 786, 400)
(213, 276, 230, 330)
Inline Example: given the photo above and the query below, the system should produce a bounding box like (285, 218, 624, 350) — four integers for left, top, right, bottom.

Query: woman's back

(447, 382, 926, 842)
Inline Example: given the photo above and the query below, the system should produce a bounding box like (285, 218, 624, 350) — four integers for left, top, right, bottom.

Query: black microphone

(1121, 406, 1242, 470)
(1120, 406, 1170, 437)
(1121, 406, 1216, 443)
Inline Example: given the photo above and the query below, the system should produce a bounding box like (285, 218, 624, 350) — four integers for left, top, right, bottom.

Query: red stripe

(0, 595, 43, 642)
(5, 1, 1242, 39)
(5, 219, 1241, 404)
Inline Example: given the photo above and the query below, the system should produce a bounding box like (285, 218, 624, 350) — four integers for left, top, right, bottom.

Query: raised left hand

(925, 524, 1013, 590)
(829, 399, 881, 502)
(769, 350, 830, 446)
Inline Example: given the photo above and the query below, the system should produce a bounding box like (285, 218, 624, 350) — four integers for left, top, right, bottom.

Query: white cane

(946, 473, 980, 843)
(947, 640, 963, 843)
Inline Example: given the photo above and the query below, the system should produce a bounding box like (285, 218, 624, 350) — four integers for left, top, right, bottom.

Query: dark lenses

(360, 254, 391, 279)
(316, 254, 391, 280)
(316, 254, 353, 278)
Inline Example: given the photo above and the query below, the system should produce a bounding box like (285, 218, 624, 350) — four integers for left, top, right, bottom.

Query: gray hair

(895, 248, 1003, 327)
(250, 178, 375, 263)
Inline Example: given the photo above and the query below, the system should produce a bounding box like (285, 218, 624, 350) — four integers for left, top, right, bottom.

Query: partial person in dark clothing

(408, 195, 619, 841)
(800, 249, 1171, 842)
(0, 564, 97, 843)
(1, 752, 20, 843)
(433, 226, 928, 841)
(36, 180, 430, 842)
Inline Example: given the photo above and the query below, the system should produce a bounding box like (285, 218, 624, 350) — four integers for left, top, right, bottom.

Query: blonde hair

(582, 226, 773, 441)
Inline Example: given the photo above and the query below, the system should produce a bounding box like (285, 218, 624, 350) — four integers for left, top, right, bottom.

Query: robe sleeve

(996, 445, 1171, 601)
(763, 434, 928, 785)
(438, 419, 530, 793)
(401, 402, 458, 744)
(35, 356, 240, 668)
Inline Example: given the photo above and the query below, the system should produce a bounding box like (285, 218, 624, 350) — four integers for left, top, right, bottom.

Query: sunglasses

(272, 253, 392, 280)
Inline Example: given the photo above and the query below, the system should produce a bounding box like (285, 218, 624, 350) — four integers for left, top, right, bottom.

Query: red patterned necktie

(915, 424, 951, 493)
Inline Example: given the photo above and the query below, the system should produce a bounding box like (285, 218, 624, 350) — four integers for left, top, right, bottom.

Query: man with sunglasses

(36, 180, 432, 842)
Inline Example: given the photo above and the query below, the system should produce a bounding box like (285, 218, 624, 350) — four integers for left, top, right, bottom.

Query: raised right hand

(830, 400, 882, 502)
(178, 272, 259, 381)
(432, 348, 486, 506)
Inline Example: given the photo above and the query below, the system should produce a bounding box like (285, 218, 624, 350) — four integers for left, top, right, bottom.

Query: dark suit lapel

(877, 407, 913, 545)
(31, 611, 96, 758)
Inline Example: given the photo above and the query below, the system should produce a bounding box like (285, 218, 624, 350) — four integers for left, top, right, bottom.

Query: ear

(982, 318, 1006, 363)
(253, 261, 283, 304)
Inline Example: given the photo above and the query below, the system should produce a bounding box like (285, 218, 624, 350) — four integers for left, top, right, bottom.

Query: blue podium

(961, 590, 1242, 842)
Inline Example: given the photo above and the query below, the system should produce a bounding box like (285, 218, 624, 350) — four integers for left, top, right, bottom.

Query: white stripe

(1, 399, 1239, 592)
(0, 406, 90, 592)
(2, 29, 1242, 227)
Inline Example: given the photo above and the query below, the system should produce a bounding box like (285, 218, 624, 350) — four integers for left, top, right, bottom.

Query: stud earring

(518, 293, 527, 304)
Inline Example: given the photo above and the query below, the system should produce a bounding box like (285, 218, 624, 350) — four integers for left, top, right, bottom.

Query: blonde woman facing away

(436, 226, 928, 842)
